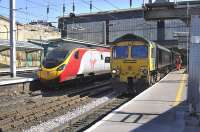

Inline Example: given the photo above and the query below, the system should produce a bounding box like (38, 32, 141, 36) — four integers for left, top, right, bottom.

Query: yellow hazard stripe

(173, 74, 187, 106)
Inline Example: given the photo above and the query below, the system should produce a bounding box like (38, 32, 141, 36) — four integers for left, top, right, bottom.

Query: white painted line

(0, 78, 35, 86)
(0, 67, 39, 73)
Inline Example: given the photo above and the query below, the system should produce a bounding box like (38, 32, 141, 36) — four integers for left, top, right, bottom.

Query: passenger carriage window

(112, 46, 128, 59)
(105, 57, 110, 63)
(131, 45, 148, 58)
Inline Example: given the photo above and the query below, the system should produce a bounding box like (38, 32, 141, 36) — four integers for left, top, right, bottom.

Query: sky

(0, 0, 196, 26)
(0, 0, 143, 25)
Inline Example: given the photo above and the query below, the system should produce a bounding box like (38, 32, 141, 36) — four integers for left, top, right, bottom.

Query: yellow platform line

(173, 74, 187, 106)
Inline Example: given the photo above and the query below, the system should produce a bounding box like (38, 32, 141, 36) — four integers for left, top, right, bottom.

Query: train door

(150, 46, 156, 71)
(66, 49, 80, 79)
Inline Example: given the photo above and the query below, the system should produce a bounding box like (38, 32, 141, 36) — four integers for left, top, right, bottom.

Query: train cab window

(112, 46, 128, 59)
(151, 48, 156, 58)
(131, 45, 148, 58)
(42, 48, 69, 68)
(74, 51, 79, 59)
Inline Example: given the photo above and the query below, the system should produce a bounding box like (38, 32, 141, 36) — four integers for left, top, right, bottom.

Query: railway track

(0, 80, 112, 131)
(52, 95, 132, 132)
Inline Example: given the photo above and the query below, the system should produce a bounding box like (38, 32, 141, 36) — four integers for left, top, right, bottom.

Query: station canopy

(0, 39, 43, 52)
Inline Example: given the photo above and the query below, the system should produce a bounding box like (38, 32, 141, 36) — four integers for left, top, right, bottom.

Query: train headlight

(57, 64, 66, 71)
(112, 69, 117, 74)
(116, 69, 120, 74)
(112, 69, 120, 74)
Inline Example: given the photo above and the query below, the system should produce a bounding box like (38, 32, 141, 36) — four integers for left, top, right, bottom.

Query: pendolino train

(111, 34, 177, 94)
(37, 40, 110, 84)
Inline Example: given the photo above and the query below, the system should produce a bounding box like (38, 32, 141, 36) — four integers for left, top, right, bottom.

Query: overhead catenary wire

(26, 0, 61, 12)
(0, 4, 56, 23)
(42, 0, 61, 8)
(80, 0, 118, 20)
(90, 0, 92, 12)
(130, 0, 132, 8)
(81, 0, 102, 11)
(0, 5, 28, 21)
(103, 0, 120, 10)
(73, 0, 75, 12)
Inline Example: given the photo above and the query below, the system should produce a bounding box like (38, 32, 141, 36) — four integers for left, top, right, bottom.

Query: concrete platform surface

(0, 67, 38, 86)
(86, 70, 190, 132)
(0, 67, 39, 73)
(0, 76, 34, 86)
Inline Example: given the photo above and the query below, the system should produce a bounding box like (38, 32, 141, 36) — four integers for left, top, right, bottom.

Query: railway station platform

(0, 67, 38, 86)
(85, 69, 200, 132)
(0, 76, 35, 86)
(0, 67, 38, 74)
(0, 67, 38, 96)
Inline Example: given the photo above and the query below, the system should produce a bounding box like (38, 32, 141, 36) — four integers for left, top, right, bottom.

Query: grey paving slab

(86, 70, 189, 132)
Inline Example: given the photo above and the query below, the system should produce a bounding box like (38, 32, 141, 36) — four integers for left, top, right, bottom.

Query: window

(105, 57, 110, 63)
(112, 46, 128, 59)
(151, 48, 156, 58)
(42, 48, 69, 68)
(74, 51, 79, 59)
(131, 45, 148, 58)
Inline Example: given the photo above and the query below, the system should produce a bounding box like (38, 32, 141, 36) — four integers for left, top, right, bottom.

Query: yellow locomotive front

(111, 34, 156, 94)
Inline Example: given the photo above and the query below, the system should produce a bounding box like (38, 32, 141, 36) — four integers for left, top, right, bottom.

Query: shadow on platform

(106, 101, 187, 132)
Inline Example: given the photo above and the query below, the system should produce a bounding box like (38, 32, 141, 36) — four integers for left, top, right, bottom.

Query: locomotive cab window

(42, 48, 69, 68)
(151, 47, 156, 58)
(131, 45, 148, 58)
(112, 46, 128, 59)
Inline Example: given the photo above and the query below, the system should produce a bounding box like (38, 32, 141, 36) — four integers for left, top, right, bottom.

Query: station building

(58, 8, 189, 49)
(58, 7, 191, 65)
(0, 15, 61, 68)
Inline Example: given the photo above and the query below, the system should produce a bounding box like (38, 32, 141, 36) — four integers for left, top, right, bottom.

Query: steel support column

(157, 20, 165, 41)
(105, 20, 109, 45)
(9, 0, 16, 77)
(188, 15, 200, 114)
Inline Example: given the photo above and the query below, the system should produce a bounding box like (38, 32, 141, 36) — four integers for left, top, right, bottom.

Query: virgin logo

(90, 58, 97, 69)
